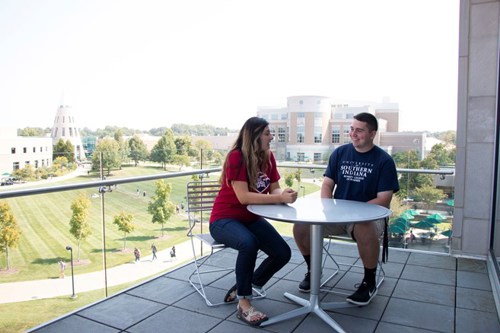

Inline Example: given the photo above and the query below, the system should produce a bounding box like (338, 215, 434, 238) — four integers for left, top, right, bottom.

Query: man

(293, 112, 399, 306)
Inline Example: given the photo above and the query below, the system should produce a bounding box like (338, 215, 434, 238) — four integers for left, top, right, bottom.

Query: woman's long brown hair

(220, 117, 270, 191)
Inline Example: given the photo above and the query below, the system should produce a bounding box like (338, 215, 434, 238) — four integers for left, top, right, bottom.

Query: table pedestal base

(260, 292, 357, 332)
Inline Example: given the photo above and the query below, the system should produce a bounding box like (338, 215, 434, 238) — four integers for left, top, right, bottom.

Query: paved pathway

(0, 240, 200, 304)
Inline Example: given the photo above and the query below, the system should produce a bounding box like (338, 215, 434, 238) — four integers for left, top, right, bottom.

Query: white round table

(248, 197, 391, 332)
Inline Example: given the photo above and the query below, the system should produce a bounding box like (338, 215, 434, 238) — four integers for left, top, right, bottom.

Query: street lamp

(65, 246, 77, 299)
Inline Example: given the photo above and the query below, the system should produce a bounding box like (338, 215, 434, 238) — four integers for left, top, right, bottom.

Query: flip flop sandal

(224, 284, 238, 303)
(236, 305, 268, 326)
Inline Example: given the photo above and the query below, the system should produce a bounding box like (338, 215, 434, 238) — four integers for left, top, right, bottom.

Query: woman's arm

(232, 181, 297, 205)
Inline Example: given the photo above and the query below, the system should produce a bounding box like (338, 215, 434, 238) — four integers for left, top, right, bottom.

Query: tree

(113, 212, 135, 250)
(284, 173, 294, 188)
(174, 136, 192, 156)
(114, 129, 130, 167)
(427, 143, 455, 166)
(294, 169, 302, 190)
(150, 129, 176, 169)
(92, 138, 122, 176)
(147, 180, 176, 237)
(18, 127, 45, 137)
(172, 154, 191, 171)
(413, 185, 447, 212)
(69, 193, 92, 260)
(0, 201, 22, 270)
(128, 135, 149, 166)
(53, 139, 75, 163)
(193, 139, 213, 165)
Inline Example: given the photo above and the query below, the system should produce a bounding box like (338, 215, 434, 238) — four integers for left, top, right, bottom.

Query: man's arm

(366, 190, 393, 208)
(320, 177, 335, 198)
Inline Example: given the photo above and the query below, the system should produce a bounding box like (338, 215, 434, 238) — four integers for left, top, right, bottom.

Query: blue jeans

(209, 217, 291, 298)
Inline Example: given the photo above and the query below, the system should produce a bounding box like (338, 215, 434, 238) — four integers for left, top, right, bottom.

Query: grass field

(0, 164, 320, 332)
(0, 165, 319, 282)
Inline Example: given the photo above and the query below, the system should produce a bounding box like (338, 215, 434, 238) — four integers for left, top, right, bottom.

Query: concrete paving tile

(78, 293, 166, 330)
(382, 298, 454, 333)
(393, 279, 455, 306)
(31, 314, 120, 333)
(126, 306, 221, 333)
(455, 308, 500, 333)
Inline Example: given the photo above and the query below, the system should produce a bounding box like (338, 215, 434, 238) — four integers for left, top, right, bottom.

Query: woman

(209, 117, 298, 326)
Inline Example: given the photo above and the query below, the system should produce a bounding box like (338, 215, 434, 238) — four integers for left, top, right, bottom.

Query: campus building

(257, 95, 427, 162)
(51, 104, 85, 161)
(0, 127, 53, 175)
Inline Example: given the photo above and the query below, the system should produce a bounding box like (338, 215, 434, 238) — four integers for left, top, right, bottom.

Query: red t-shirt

(209, 149, 280, 224)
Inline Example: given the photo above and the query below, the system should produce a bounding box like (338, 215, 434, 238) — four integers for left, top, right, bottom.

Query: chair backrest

(186, 181, 220, 237)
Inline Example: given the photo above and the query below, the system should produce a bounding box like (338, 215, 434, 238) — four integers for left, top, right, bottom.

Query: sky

(0, 0, 459, 132)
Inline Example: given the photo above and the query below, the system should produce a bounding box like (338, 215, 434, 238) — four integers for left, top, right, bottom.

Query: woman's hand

(281, 188, 298, 203)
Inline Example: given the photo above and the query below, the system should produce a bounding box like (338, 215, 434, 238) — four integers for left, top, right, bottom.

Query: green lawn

(0, 278, 151, 333)
(0, 165, 319, 332)
(0, 165, 319, 283)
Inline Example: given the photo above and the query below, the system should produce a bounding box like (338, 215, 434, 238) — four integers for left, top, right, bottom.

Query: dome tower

(51, 104, 85, 160)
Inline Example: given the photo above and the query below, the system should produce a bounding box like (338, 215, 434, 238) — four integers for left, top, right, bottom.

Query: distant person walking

(151, 243, 158, 261)
(170, 246, 176, 260)
(58, 260, 66, 278)
(134, 247, 141, 263)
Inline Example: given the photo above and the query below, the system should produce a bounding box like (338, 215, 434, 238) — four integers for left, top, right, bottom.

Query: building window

(278, 127, 286, 143)
(11, 147, 15, 154)
(62, 128, 65, 136)
(271, 114, 278, 120)
(280, 113, 288, 120)
(54, 128, 58, 137)
(40, 147, 43, 152)
(13, 162, 19, 170)
(343, 128, 350, 142)
(33, 147, 36, 153)
(331, 125, 340, 143)
(69, 127, 73, 137)
(314, 153, 322, 162)
(297, 152, 305, 162)
(23, 147, 27, 153)
(297, 112, 305, 118)
(297, 126, 305, 143)
(35, 160, 39, 168)
(314, 126, 322, 143)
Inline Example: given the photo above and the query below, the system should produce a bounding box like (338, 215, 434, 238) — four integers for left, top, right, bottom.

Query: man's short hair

(354, 112, 378, 132)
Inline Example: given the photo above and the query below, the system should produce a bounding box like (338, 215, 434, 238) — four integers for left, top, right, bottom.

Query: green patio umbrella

(428, 213, 446, 221)
(421, 217, 442, 225)
(404, 209, 419, 216)
(401, 212, 415, 220)
(411, 219, 436, 229)
(392, 217, 411, 228)
(441, 229, 452, 237)
(389, 223, 408, 234)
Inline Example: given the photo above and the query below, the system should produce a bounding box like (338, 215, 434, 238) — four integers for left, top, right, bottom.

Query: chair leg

(320, 238, 386, 293)
(188, 239, 267, 306)
(321, 238, 341, 288)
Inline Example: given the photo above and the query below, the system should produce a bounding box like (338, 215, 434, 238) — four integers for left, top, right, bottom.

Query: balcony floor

(29, 237, 500, 333)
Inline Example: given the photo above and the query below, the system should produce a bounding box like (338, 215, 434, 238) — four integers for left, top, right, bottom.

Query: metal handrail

(0, 167, 222, 199)
(0, 164, 454, 200)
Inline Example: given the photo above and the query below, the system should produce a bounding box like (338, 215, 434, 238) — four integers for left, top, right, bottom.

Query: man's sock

(303, 255, 311, 273)
(364, 267, 377, 288)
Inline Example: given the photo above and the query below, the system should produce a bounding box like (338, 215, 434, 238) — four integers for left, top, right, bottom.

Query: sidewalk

(0, 240, 200, 304)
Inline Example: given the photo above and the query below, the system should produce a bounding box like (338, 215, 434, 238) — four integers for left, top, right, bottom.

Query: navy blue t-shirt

(324, 143, 399, 202)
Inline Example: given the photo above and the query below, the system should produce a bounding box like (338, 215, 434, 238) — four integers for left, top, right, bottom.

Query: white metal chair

(186, 180, 265, 306)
